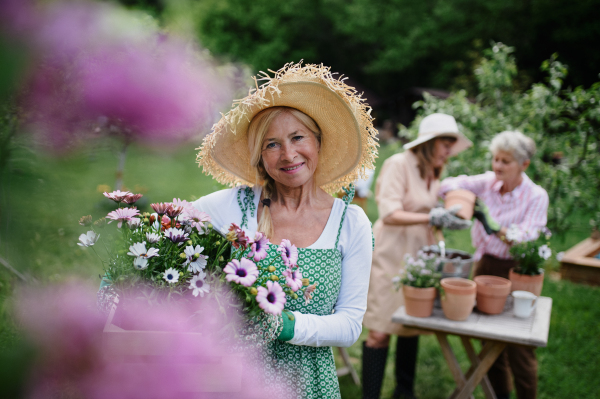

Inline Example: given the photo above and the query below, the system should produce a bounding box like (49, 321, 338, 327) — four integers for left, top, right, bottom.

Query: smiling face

(260, 112, 321, 188)
(492, 150, 529, 182)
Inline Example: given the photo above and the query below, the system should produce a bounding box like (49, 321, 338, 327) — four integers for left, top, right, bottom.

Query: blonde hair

(410, 137, 456, 180)
(247, 106, 322, 238)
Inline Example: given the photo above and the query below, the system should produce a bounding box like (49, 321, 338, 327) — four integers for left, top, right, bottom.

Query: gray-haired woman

(440, 131, 549, 399)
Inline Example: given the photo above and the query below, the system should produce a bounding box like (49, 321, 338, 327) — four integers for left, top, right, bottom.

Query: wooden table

(392, 297, 552, 399)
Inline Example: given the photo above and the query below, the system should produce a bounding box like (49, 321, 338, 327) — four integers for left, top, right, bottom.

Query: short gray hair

(489, 131, 536, 164)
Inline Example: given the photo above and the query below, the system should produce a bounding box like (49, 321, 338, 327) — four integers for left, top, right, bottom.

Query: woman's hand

(429, 206, 472, 230)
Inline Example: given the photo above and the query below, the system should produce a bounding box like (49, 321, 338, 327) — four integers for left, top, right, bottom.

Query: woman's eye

(264, 142, 277, 150)
(293, 135, 304, 141)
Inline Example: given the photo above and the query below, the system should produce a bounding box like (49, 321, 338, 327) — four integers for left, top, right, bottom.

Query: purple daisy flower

(248, 232, 270, 262)
(282, 267, 303, 292)
(256, 281, 286, 315)
(164, 227, 189, 244)
(224, 258, 258, 287)
(106, 207, 140, 228)
(277, 239, 298, 267)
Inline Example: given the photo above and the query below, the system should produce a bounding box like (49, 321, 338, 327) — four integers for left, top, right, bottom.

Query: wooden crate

(560, 237, 600, 286)
(102, 303, 243, 393)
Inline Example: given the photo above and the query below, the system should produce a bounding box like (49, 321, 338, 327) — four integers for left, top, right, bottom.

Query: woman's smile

(280, 162, 305, 173)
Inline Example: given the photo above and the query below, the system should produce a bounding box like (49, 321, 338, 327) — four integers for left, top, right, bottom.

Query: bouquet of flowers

(392, 250, 442, 290)
(79, 190, 311, 322)
(506, 225, 553, 276)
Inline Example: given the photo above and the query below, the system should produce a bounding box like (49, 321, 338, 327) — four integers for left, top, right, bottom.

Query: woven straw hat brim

(403, 131, 472, 157)
(197, 63, 379, 193)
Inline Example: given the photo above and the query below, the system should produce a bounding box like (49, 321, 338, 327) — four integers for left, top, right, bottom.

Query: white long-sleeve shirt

(193, 186, 373, 348)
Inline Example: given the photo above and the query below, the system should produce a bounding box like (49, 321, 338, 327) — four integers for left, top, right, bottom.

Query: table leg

(460, 337, 496, 399)
(454, 341, 506, 399)
(336, 347, 361, 386)
(434, 332, 474, 399)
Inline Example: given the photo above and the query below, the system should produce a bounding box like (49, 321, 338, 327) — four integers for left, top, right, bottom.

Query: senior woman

(439, 131, 549, 399)
(362, 113, 472, 399)
(194, 63, 377, 399)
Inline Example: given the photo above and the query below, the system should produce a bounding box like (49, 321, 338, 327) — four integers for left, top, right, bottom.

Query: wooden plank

(391, 297, 552, 347)
(455, 341, 506, 399)
(461, 337, 496, 399)
(562, 238, 600, 268)
(530, 297, 552, 347)
(435, 333, 467, 390)
(337, 347, 361, 386)
(561, 262, 600, 285)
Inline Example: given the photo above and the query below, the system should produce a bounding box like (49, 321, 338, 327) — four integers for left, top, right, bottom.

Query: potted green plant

(393, 251, 442, 317)
(506, 225, 553, 296)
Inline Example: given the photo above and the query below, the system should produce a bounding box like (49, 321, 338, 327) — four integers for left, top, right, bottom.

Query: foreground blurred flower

(224, 258, 258, 287)
(277, 239, 298, 267)
(163, 267, 179, 284)
(189, 271, 210, 297)
(127, 242, 159, 259)
(79, 215, 92, 226)
(256, 281, 286, 315)
(77, 230, 99, 247)
(106, 207, 140, 228)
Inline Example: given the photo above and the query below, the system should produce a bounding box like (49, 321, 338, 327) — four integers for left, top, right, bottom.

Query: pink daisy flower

(256, 281, 286, 315)
(106, 207, 140, 228)
(172, 198, 194, 211)
(248, 232, 270, 262)
(151, 202, 172, 216)
(103, 190, 131, 203)
(181, 207, 211, 231)
(224, 258, 258, 287)
(122, 193, 143, 204)
(277, 239, 298, 267)
(282, 267, 303, 292)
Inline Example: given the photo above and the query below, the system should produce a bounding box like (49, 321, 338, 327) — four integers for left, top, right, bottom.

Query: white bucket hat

(403, 113, 472, 156)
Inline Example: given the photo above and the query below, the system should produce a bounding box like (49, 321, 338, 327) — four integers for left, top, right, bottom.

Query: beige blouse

(363, 151, 439, 336)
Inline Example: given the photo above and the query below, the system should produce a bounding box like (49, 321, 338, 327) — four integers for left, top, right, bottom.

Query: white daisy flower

(146, 232, 161, 243)
(133, 257, 148, 270)
(163, 267, 179, 284)
(538, 245, 552, 260)
(77, 231, 99, 247)
(189, 271, 210, 297)
(506, 224, 523, 243)
(127, 242, 159, 259)
(183, 245, 208, 273)
(127, 218, 142, 229)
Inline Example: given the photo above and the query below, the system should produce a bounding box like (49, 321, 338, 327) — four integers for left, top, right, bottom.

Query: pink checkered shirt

(439, 171, 549, 261)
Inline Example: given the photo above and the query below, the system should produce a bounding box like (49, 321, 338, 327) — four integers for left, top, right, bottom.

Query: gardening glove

(429, 205, 472, 230)
(473, 198, 501, 235)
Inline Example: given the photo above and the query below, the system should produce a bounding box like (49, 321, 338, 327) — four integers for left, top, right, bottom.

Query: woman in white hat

(362, 113, 472, 399)
(194, 63, 378, 398)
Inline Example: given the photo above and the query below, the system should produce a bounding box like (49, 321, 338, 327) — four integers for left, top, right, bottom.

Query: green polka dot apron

(239, 186, 354, 399)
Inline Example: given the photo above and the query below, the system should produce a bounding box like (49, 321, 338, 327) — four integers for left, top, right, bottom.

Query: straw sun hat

(403, 113, 472, 157)
(196, 62, 379, 193)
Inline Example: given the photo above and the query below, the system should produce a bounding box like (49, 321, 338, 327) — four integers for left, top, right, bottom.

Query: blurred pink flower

(14, 0, 231, 152)
(224, 258, 259, 287)
(15, 282, 287, 398)
(277, 239, 298, 267)
(249, 232, 270, 262)
(283, 267, 303, 292)
(103, 190, 131, 203)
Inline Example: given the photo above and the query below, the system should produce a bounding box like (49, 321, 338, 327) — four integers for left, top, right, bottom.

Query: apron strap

(237, 186, 256, 229)
(335, 184, 355, 248)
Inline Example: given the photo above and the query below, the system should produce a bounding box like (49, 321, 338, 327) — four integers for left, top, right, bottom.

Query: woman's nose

(281, 143, 297, 161)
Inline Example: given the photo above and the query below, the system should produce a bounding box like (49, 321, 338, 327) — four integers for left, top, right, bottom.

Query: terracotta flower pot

(440, 278, 477, 321)
(403, 285, 437, 318)
(474, 275, 512, 315)
(444, 189, 476, 220)
(509, 268, 544, 296)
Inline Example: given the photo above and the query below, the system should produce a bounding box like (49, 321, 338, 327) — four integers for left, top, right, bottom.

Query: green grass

(1, 140, 599, 398)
